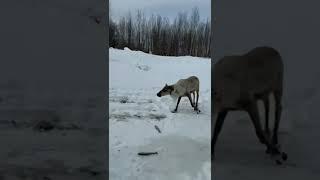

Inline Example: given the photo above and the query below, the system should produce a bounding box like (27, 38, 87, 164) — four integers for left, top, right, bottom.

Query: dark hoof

(282, 152, 288, 161)
(271, 150, 287, 165)
(265, 148, 272, 154)
(272, 138, 278, 146)
(275, 159, 282, 165)
(171, 110, 177, 113)
(259, 139, 267, 144)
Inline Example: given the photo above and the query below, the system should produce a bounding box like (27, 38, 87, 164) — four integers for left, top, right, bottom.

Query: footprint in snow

(136, 64, 151, 71)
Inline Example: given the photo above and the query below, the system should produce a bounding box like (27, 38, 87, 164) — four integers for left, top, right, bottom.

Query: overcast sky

(110, 0, 210, 22)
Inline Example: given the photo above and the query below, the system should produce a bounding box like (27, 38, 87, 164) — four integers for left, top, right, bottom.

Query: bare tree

(109, 6, 211, 58)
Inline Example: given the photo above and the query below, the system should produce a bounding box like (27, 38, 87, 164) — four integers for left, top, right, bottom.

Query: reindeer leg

(172, 97, 181, 113)
(273, 91, 282, 145)
(272, 91, 287, 161)
(195, 90, 200, 113)
(192, 92, 195, 106)
(187, 93, 194, 108)
(247, 101, 285, 164)
(247, 102, 269, 145)
(212, 110, 228, 160)
(263, 97, 270, 138)
(263, 97, 273, 154)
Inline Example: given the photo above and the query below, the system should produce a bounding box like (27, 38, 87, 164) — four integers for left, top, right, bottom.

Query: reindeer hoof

(275, 159, 282, 165)
(265, 148, 272, 154)
(282, 152, 288, 161)
(272, 154, 283, 165)
(171, 110, 177, 113)
(271, 150, 287, 165)
(259, 138, 267, 144)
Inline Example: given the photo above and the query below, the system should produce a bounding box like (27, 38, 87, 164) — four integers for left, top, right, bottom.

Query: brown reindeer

(212, 46, 287, 164)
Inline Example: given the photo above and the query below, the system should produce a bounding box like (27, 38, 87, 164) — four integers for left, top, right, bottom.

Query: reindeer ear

(165, 83, 168, 86)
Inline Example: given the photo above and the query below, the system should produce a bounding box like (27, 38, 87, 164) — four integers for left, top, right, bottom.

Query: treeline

(109, 7, 211, 57)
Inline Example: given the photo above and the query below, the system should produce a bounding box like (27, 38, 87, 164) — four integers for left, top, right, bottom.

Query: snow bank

(109, 48, 211, 180)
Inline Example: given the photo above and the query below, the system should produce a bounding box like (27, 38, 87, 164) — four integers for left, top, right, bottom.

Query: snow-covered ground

(0, 0, 108, 179)
(109, 48, 211, 180)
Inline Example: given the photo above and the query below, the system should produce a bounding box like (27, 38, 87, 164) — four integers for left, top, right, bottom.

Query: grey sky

(110, 0, 210, 22)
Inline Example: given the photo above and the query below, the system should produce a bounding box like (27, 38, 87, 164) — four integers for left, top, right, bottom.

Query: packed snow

(0, 0, 108, 179)
(109, 48, 211, 180)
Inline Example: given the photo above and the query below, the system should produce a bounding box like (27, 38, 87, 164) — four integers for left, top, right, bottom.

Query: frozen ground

(0, 0, 107, 179)
(109, 48, 211, 180)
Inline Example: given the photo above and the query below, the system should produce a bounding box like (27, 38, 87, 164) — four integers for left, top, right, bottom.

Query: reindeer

(212, 46, 287, 164)
(157, 76, 200, 113)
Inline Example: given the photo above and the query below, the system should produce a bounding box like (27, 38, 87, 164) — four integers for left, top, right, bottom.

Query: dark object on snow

(32, 115, 60, 131)
(56, 123, 82, 130)
(154, 125, 161, 133)
(11, 120, 18, 127)
(33, 117, 81, 132)
(274, 152, 288, 165)
(78, 166, 101, 176)
(282, 152, 288, 161)
(138, 152, 158, 156)
(119, 96, 129, 103)
(33, 120, 55, 132)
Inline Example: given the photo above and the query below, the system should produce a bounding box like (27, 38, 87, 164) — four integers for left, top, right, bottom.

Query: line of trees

(109, 7, 211, 57)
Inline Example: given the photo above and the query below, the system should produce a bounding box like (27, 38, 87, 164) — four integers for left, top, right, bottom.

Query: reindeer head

(157, 84, 174, 97)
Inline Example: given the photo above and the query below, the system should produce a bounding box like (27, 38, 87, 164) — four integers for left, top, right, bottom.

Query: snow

(109, 48, 211, 180)
(0, 0, 108, 179)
